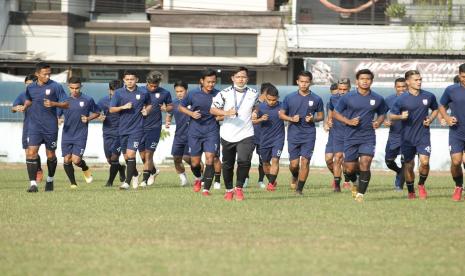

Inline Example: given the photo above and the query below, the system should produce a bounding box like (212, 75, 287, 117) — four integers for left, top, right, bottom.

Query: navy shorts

(449, 133, 465, 155)
(402, 136, 431, 162)
(62, 141, 86, 157)
(260, 144, 284, 162)
(385, 136, 401, 160)
(188, 133, 220, 157)
(171, 137, 189, 156)
(28, 132, 58, 150)
(344, 142, 376, 162)
(103, 134, 121, 158)
(325, 131, 333, 154)
(332, 132, 344, 153)
(288, 138, 315, 161)
(22, 127, 28, 149)
(120, 131, 143, 152)
(140, 127, 161, 152)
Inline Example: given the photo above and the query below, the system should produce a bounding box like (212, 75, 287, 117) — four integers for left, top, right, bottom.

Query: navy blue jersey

(281, 91, 324, 142)
(172, 98, 190, 140)
(335, 90, 387, 143)
(13, 92, 29, 126)
(98, 95, 120, 136)
(257, 102, 285, 148)
(110, 86, 151, 135)
(253, 99, 265, 144)
(391, 90, 438, 145)
(181, 86, 219, 137)
(440, 84, 465, 138)
(25, 80, 67, 134)
(142, 86, 172, 130)
(385, 94, 403, 136)
(61, 93, 99, 143)
(328, 94, 345, 136)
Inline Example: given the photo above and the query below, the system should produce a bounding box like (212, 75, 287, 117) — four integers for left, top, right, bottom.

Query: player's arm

(210, 91, 236, 117)
(215, 115, 224, 121)
(165, 113, 172, 128)
(333, 111, 354, 125)
(163, 103, 174, 112)
(252, 108, 267, 124)
(313, 111, 324, 123)
(179, 105, 201, 119)
(389, 100, 407, 121)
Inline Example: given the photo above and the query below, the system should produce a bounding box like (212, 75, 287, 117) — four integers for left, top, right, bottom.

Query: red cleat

(452, 187, 463, 201)
(235, 187, 244, 201)
(193, 179, 202, 192)
(342, 182, 351, 189)
(202, 190, 211, 196)
(408, 192, 416, 199)
(36, 169, 43, 183)
(331, 180, 336, 189)
(224, 190, 234, 201)
(418, 185, 427, 200)
(266, 183, 276, 191)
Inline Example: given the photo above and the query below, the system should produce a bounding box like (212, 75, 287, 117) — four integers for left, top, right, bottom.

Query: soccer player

(179, 69, 220, 195)
(326, 78, 352, 192)
(384, 78, 407, 191)
(279, 71, 324, 195)
(110, 70, 152, 190)
(390, 70, 438, 200)
(324, 82, 339, 177)
(22, 62, 69, 192)
(139, 71, 173, 188)
(11, 74, 44, 182)
(60, 77, 99, 188)
(438, 64, 465, 201)
(333, 69, 387, 202)
(97, 80, 126, 187)
(252, 84, 284, 191)
(211, 67, 258, 201)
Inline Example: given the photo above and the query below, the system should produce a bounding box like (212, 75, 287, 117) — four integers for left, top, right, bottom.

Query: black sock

(258, 164, 265, 182)
(143, 170, 151, 183)
(266, 174, 271, 182)
(334, 177, 341, 187)
(291, 170, 299, 179)
(47, 157, 57, 178)
(347, 172, 357, 183)
(26, 158, 39, 181)
(385, 159, 401, 174)
(268, 174, 277, 184)
(150, 166, 157, 175)
(192, 165, 202, 178)
(343, 172, 350, 183)
(453, 175, 463, 188)
(406, 181, 415, 193)
(75, 159, 89, 171)
(418, 174, 428, 186)
(108, 161, 120, 185)
(37, 155, 42, 171)
(296, 180, 305, 191)
(63, 163, 76, 185)
(357, 171, 371, 194)
(214, 172, 221, 183)
(125, 158, 136, 183)
(119, 164, 126, 182)
(203, 165, 214, 190)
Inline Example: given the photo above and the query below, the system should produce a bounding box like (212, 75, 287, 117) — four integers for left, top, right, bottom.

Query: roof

(288, 48, 465, 58)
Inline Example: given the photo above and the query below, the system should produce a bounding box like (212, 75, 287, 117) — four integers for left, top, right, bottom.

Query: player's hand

(81, 115, 89, 123)
(347, 116, 360, 126)
(372, 120, 380, 129)
(401, 111, 409, 120)
(305, 114, 314, 123)
(423, 117, 433, 127)
(141, 107, 148, 116)
(225, 108, 236, 117)
(383, 120, 392, 127)
(323, 122, 330, 131)
(160, 104, 167, 112)
(98, 113, 106, 121)
(216, 115, 224, 121)
(165, 122, 170, 129)
(191, 110, 201, 119)
(122, 102, 132, 110)
(252, 111, 258, 120)
(43, 99, 53, 108)
(290, 114, 300, 123)
(58, 117, 64, 126)
(261, 114, 269, 121)
(15, 105, 26, 112)
(445, 116, 457, 126)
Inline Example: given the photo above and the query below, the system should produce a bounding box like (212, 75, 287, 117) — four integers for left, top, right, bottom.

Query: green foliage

(385, 3, 406, 18)
(160, 128, 170, 141)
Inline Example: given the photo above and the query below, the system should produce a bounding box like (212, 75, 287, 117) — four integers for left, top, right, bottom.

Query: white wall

(0, 122, 453, 171)
(62, 0, 91, 17)
(150, 27, 288, 66)
(163, 0, 269, 11)
(0, 0, 11, 47)
(2, 25, 71, 60)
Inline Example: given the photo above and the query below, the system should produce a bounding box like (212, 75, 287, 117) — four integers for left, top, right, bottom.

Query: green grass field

(1, 164, 464, 275)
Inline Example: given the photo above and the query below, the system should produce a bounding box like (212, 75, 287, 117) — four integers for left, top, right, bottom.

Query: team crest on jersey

(308, 101, 314, 107)
(136, 94, 141, 100)
(155, 93, 160, 98)
(422, 99, 428, 105)
(45, 89, 51, 95)
(79, 101, 84, 107)
(187, 105, 192, 109)
(370, 99, 376, 106)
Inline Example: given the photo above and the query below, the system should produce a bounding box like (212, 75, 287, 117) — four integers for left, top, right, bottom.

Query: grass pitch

(1, 164, 464, 275)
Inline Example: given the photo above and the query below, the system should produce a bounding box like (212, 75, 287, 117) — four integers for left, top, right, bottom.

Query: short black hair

(68, 76, 82, 84)
(232, 66, 248, 76)
(109, 80, 122, 90)
(265, 84, 279, 97)
(260, 82, 274, 94)
(330, 83, 338, 91)
(146, 71, 163, 84)
(453, 75, 460, 84)
(356, 69, 374, 80)
(174, 80, 188, 90)
(123, 70, 138, 78)
(394, 77, 406, 84)
(296, 70, 313, 80)
(24, 74, 37, 83)
(404, 70, 421, 80)
(35, 62, 50, 72)
(459, 63, 465, 74)
(200, 69, 217, 79)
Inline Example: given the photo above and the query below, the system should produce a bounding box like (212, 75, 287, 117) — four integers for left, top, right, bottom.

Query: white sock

(179, 172, 187, 182)
(195, 176, 202, 181)
(46, 176, 53, 182)
(30, 180, 37, 186)
(226, 189, 234, 192)
(202, 189, 209, 193)
(356, 192, 364, 197)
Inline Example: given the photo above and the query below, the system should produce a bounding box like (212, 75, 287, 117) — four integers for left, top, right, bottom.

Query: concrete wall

(163, 0, 270, 11)
(0, 0, 11, 48)
(62, 0, 91, 17)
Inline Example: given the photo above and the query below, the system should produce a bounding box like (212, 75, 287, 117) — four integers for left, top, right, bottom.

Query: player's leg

(213, 156, 222, 190)
(120, 133, 141, 190)
(234, 137, 255, 200)
(355, 154, 373, 201)
(402, 143, 417, 199)
(260, 147, 273, 190)
(71, 143, 92, 184)
(333, 152, 344, 191)
(201, 152, 215, 194)
(325, 131, 334, 176)
(221, 138, 237, 200)
(450, 136, 465, 201)
(43, 133, 58, 192)
(62, 143, 77, 188)
(417, 154, 430, 199)
(295, 139, 316, 194)
(287, 143, 300, 190)
(25, 143, 40, 192)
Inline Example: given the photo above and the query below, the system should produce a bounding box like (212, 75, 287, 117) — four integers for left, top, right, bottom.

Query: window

(74, 33, 149, 57)
(19, 0, 61, 11)
(170, 33, 257, 57)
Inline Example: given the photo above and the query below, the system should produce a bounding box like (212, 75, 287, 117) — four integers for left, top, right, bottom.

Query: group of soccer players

(11, 62, 465, 202)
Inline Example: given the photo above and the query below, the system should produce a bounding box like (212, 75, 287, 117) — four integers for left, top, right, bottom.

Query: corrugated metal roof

(288, 47, 465, 56)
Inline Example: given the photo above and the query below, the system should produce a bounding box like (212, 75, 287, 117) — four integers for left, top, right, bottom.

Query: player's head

(108, 80, 122, 96)
(296, 71, 312, 92)
(122, 70, 138, 90)
(337, 78, 351, 95)
(405, 70, 422, 91)
(146, 71, 163, 92)
(330, 83, 338, 94)
(355, 69, 374, 90)
(231, 67, 249, 89)
(264, 84, 279, 107)
(68, 76, 82, 97)
(35, 62, 51, 84)
(453, 75, 460, 84)
(174, 80, 188, 100)
(199, 69, 217, 93)
(394, 77, 406, 94)
(458, 63, 465, 86)
(24, 74, 37, 86)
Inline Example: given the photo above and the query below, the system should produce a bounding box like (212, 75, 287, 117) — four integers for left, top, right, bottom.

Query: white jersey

(212, 86, 258, 143)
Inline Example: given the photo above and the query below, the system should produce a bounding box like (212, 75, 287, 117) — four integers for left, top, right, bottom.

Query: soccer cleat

(104, 182, 112, 187)
(36, 169, 43, 182)
(258, 181, 265, 189)
(139, 181, 147, 188)
(235, 187, 244, 201)
(70, 184, 78, 189)
(452, 187, 463, 201)
(213, 182, 221, 190)
(355, 193, 364, 203)
(295, 189, 303, 196)
(243, 178, 249, 188)
(147, 168, 160, 186)
(266, 183, 276, 192)
(418, 185, 427, 200)
(290, 181, 297, 191)
(193, 179, 202, 192)
(331, 180, 336, 189)
(333, 184, 341, 193)
(351, 185, 358, 198)
(224, 190, 234, 201)
(181, 178, 190, 187)
(408, 192, 416, 199)
(202, 190, 211, 196)
(342, 181, 351, 189)
(27, 185, 38, 193)
(119, 183, 130, 190)
(132, 176, 139, 189)
(45, 181, 54, 192)
(83, 169, 93, 184)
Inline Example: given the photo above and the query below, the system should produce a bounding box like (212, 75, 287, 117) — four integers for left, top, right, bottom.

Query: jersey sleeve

(439, 88, 451, 107)
(281, 95, 290, 114)
(211, 91, 225, 109)
(25, 87, 32, 101)
(390, 97, 402, 115)
(164, 92, 173, 105)
(180, 91, 192, 107)
(12, 93, 25, 106)
(56, 84, 68, 102)
(316, 97, 324, 113)
(89, 98, 100, 113)
(110, 92, 121, 107)
(334, 95, 347, 113)
(430, 94, 439, 111)
(144, 92, 151, 105)
(376, 97, 388, 115)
